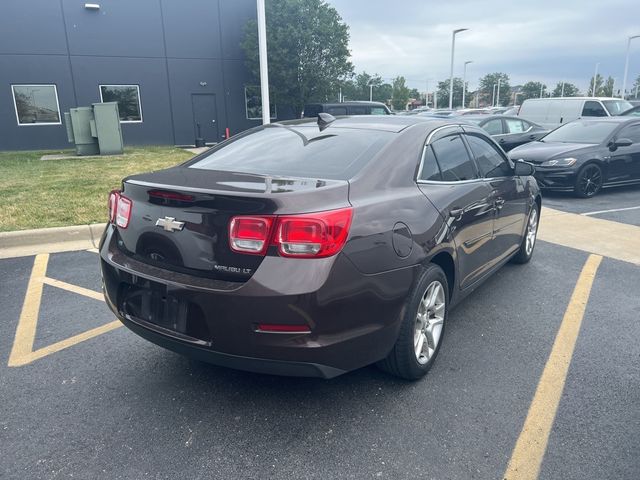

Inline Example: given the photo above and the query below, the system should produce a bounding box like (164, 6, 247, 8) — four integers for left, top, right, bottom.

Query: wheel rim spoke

(414, 280, 446, 365)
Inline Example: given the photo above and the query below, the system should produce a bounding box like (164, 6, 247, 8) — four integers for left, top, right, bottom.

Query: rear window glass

(188, 125, 393, 180)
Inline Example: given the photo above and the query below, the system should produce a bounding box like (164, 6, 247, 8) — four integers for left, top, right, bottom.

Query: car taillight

(276, 208, 353, 258)
(115, 195, 132, 229)
(228, 207, 353, 259)
(229, 216, 274, 255)
(108, 190, 120, 223)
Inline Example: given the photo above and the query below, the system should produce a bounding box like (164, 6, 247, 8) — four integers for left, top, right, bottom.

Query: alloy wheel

(414, 281, 445, 364)
(525, 207, 538, 256)
(578, 165, 602, 197)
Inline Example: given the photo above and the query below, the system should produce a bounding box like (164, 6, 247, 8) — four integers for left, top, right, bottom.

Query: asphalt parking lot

(1, 188, 639, 480)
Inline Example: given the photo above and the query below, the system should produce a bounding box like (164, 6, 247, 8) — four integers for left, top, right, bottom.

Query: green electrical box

(67, 107, 100, 156)
(63, 102, 124, 156)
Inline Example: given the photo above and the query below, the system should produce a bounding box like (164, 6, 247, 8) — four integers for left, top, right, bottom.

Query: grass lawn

(0, 146, 194, 232)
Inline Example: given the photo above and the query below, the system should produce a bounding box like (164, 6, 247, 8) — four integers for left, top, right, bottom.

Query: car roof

(570, 116, 639, 124)
(305, 101, 388, 107)
(522, 97, 622, 102)
(275, 115, 455, 133)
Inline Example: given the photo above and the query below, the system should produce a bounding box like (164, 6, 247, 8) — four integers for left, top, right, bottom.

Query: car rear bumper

(99, 225, 417, 378)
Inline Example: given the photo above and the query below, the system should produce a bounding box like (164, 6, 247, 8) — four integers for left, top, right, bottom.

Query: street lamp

(462, 60, 473, 109)
(622, 35, 640, 99)
(256, 0, 270, 124)
(449, 28, 469, 109)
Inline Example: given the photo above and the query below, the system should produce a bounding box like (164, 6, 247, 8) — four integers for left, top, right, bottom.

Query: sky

(327, 0, 640, 95)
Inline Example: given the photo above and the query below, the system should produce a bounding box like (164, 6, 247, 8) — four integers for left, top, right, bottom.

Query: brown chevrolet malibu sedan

(100, 115, 540, 380)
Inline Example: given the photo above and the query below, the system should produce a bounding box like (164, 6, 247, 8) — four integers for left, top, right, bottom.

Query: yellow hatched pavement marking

(8, 253, 121, 367)
(503, 254, 602, 480)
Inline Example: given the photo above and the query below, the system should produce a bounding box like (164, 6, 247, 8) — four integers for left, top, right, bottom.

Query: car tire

(377, 263, 448, 380)
(511, 203, 539, 264)
(574, 163, 603, 198)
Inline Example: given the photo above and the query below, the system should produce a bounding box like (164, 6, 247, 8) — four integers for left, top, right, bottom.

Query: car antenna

(317, 112, 336, 131)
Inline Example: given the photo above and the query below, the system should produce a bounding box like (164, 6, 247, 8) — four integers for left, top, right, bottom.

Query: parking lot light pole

(256, 0, 270, 125)
(492, 84, 497, 106)
(561, 81, 565, 97)
(449, 28, 468, 109)
(496, 78, 501, 107)
(462, 60, 472, 108)
(592, 62, 599, 97)
(622, 35, 640, 100)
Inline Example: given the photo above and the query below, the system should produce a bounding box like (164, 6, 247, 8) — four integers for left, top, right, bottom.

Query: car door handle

(528, 134, 536, 140)
(449, 208, 464, 219)
(498, 138, 506, 143)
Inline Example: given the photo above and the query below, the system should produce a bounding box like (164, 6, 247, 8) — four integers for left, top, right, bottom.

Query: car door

(608, 123, 640, 181)
(416, 129, 495, 290)
(462, 131, 529, 264)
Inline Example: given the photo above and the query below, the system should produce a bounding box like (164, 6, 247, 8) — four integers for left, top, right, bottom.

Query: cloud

(328, 0, 640, 93)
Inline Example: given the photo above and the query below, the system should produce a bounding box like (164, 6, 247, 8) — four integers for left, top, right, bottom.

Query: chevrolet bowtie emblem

(155, 217, 185, 232)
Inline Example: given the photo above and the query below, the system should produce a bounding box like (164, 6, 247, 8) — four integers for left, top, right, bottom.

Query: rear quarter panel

(344, 124, 451, 275)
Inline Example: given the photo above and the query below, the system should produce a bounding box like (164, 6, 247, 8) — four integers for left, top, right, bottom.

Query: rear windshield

(541, 120, 618, 144)
(188, 125, 393, 180)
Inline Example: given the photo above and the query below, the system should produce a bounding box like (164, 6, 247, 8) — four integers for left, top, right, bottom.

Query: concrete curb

(0, 223, 106, 259)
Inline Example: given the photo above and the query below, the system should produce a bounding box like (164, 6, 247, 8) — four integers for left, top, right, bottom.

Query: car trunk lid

(115, 166, 350, 282)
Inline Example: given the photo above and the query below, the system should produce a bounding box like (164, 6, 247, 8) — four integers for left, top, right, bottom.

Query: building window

(99, 85, 143, 122)
(245, 86, 276, 120)
(11, 84, 61, 126)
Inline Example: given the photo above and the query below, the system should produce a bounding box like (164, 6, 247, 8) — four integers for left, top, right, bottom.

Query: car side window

(431, 135, 479, 181)
(617, 124, 640, 143)
(349, 106, 367, 115)
(464, 134, 513, 178)
(582, 101, 607, 117)
(370, 107, 388, 115)
(418, 145, 442, 181)
(483, 119, 503, 135)
(326, 106, 347, 116)
(521, 120, 533, 131)
(505, 118, 525, 133)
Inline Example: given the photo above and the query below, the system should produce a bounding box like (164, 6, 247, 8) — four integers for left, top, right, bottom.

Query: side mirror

(609, 138, 633, 151)
(514, 159, 535, 176)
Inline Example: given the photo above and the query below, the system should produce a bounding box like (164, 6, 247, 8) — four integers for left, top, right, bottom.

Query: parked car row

(301, 100, 639, 198)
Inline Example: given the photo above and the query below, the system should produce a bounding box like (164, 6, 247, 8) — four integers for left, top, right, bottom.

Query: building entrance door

(191, 94, 218, 145)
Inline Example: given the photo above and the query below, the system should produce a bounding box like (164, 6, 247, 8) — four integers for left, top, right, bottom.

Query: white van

(518, 97, 632, 129)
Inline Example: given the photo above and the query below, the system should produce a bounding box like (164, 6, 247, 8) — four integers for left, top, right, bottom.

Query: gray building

(0, 0, 275, 151)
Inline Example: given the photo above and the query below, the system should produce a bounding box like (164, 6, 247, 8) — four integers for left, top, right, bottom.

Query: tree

(241, 0, 353, 118)
(519, 81, 546, 102)
(587, 74, 605, 96)
(478, 73, 511, 107)
(342, 71, 382, 101)
(602, 76, 615, 97)
(391, 76, 410, 110)
(551, 81, 580, 97)
(631, 74, 640, 99)
(408, 88, 421, 100)
(436, 78, 465, 108)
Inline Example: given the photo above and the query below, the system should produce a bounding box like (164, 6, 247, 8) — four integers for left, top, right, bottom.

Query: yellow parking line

(13, 321, 122, 366)
(8, 253, 122, 367)
(8, 254, 49, 367)
(503, 254, 602, 480)
(42, 277, 104, 302)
